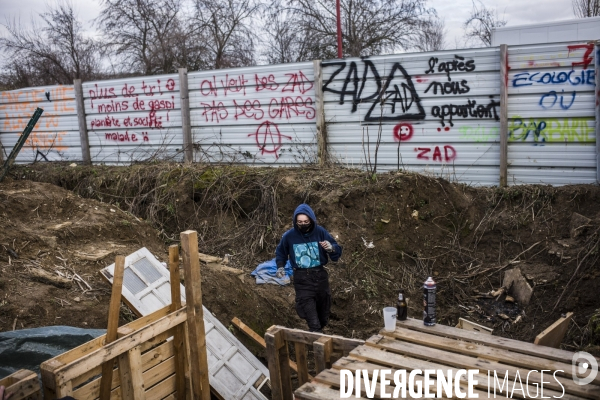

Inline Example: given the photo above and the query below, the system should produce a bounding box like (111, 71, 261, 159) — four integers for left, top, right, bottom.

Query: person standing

(276, 204, 342, 332)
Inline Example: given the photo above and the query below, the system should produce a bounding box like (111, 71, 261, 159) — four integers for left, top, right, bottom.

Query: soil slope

(4, 163, 600, 358)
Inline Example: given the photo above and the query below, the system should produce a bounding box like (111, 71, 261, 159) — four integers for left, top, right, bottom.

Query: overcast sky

(0, 0, 578, 50)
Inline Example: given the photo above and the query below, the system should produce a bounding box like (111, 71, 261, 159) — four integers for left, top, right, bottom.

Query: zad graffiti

(322, 55, 499, 127)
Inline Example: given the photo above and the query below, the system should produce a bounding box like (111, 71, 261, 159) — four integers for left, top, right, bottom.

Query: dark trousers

(293, 267, 331, 332)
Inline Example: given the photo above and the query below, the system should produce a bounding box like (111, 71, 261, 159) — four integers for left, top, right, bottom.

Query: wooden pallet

(293, 318, 600, 400)
(0, 370, 42, 400)
(40, 230, 211, 400)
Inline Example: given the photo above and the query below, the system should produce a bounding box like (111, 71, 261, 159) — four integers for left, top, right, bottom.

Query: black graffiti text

(425, 55, 476, 81)
(431, 96, 500, 127)
(424, 80, 470, 95)
(322, 60, 425, 122)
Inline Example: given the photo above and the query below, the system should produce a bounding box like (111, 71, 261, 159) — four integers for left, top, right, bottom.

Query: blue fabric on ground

(250, 258, 292, 285)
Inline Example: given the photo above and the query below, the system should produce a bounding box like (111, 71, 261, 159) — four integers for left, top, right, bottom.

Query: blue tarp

(250, 258, 292, 285)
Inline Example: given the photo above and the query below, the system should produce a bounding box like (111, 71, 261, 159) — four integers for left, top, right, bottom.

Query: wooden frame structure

(0, 369, 42, 400)
(291, 317, 600, 400)
(40, 230, 211, 400)
(264, 326, 364, 400)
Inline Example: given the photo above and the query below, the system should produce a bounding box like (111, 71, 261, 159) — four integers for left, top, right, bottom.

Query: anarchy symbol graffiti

(247, 121, 292, 158)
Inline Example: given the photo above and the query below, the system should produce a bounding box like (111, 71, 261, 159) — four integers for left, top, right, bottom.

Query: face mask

(298, 222, 312, 233)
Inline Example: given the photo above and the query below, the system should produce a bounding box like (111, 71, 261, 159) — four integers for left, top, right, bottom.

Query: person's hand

(320, 240, 334, 253)
(276, 267, 286, 278)
(0, 385, 13, 400)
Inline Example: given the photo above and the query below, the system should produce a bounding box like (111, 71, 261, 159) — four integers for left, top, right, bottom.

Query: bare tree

(288, 0, 430, 58)
(463, 0, 507, 47)
(572, 0, 600, 17)
(97, 0, 187, 75)
(193, 0, 259, 69)
(261, 1, 327, 63)
(411, 17, 446, 52)
(0, 1, 99, 88)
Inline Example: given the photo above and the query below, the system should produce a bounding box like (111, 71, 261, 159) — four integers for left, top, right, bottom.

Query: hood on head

(293, 204, 317, 231)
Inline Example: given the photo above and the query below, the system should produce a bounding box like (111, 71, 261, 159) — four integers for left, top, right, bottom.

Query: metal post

(179, 68, 193, 163)
(74, 79, 91, 165)
(336, 0, 343, 58)
(0, 108, 44, 182)
(499, 44, 509, 187)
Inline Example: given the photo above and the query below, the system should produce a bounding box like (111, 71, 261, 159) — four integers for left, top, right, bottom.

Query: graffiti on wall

(0, 86, 74, 157)
(512, 44, 596, 111)
(196, 70, 315, 158)
(509, 116, 594, 144)
(87, 78, 178, 145)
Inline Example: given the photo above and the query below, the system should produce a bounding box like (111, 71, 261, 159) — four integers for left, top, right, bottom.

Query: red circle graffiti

(393, 123, 414, 142)
(248, 121, 292, 158)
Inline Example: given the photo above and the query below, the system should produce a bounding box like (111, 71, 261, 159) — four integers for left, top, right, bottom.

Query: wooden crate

(0, 370, 42, 400)
(41, 305, 187, 399)
(41, 230, 211, 400)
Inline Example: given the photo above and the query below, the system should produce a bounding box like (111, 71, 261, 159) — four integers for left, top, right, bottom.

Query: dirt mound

(0, 179, 165, 331)
(8, 164, 600, 356)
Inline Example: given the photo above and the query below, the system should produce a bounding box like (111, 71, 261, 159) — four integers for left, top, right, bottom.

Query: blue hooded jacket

(275, 204, 342, 269)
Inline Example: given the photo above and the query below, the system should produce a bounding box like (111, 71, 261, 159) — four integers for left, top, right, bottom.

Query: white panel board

(506, 42, 597, 185)
(83, 74, 184, 164)
(100, 248, 269, 400)
(323, 47, 501, 186)
(189, 62, 318, 164)
(0, 85, 82, 163)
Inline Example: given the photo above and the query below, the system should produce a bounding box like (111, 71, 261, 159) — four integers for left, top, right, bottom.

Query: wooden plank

(384, 326, 591, 384)
(63, 305, 171, 365)
(295, 382, 367, 400)
(294, 342, 309, 386)
(398, 317, 586, 364)
(265, 326, 293, 400)
(352, 344, 575, 400)
(313, 368, 395, 399)
(54, 307, 186, 383)
(499, 43, 508, 187)
(49, 287, 172, 392)
(73, 340, 175, 399)
(180, 230, 210, 400)
(313, 337, 332, 374)
(100, 255, 126, 400)
(365, 334, 599, 399)
(535, 312, 573, 348)
(279, 326, 364, 352)
(169, 244, 188, 400)
(232, 317, 310, 380)
(456, 318, 493, 335)
(118, 346, 146, 400)
(232, 317, 266, 347)
(1, 370, 41, 400)
(334, 357, 488, 400)
(146, 373, 176, 400)
(55, 380, 73, 398)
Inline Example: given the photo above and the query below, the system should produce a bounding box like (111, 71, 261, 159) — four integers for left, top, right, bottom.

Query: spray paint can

(423, 277, 436, 326)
